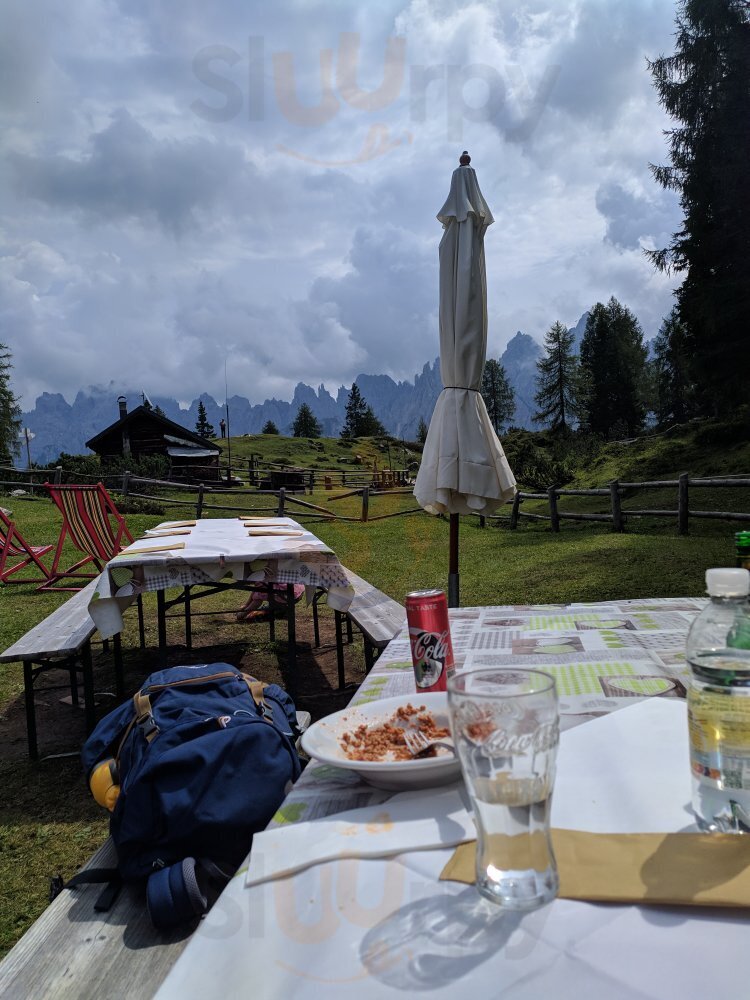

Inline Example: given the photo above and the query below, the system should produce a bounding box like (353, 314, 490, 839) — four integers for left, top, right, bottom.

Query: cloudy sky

(2, 0, 683, 411)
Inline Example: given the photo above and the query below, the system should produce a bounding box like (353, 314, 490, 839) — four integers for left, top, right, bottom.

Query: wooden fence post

(609, 479, 624, 532)
(361, 487, 369, 522)
(277, 487, 286, 516)
(678, 472, 689, 535)
(54, 466, 62, 485)
(510, 493, 521, 530)
(308, 473, 314, 495)
(548, 487, 560, 532)
(196, 483, 205, 518)
(122, 470, 131, 496)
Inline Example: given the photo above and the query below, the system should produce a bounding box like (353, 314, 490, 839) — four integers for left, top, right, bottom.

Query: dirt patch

(1, 599, 366, 764)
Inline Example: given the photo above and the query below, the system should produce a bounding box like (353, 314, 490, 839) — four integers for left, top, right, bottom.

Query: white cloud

(1, 0, 684, 410)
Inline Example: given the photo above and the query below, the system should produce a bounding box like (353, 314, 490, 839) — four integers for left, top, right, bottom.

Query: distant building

(86, 396, 222, 481)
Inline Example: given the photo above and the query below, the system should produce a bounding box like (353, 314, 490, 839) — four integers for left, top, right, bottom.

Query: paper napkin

(245, 786, 474, 888)
(247, 528, 303, 537)
(144, 529, 192, 537)
(441, 830, 750, 907)
(116, 542, 186, 555)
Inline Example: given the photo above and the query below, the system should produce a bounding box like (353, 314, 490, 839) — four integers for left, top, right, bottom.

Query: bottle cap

(705, 567, 750, 597)
(735, 531, 750, 549)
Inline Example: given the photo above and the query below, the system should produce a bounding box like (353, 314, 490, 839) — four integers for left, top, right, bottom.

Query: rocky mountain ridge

(21, 325, 574, 464)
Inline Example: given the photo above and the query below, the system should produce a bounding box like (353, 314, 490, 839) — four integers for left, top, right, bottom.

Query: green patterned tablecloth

(271, 597, 705, 828)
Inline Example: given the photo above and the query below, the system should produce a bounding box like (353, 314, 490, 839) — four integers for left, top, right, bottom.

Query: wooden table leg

(81, 641, 96, 735)
(113, 632, 124, 700)
(286, 584, 297, 699)
(157, 590, 167, 667)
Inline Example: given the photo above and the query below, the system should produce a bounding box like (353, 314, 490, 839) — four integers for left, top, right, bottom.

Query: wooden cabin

(86, 397, 222, 482)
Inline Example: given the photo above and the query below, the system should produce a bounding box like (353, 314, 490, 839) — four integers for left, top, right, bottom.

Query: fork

(402, 728, 456, 758)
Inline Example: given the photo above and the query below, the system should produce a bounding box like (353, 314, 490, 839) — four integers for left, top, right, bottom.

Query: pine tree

(195, 401, 215, 438)
(358, 405, 386, 437)
(340, 384, 384, 438)
(262, 420, 279, 435)
(0, 343, 22, 464)
(481, 358, 515, 434)
(652, 307, 697, 427)
(533, 321, 582, 433)
(579, 298, 648, 438)
(292, 403, 321, 438)
(647, 0, 750, 413)
(417, 417, 429, 444)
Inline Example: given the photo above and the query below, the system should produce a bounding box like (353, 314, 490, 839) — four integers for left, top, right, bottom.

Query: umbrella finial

(459, 150, 471, 165)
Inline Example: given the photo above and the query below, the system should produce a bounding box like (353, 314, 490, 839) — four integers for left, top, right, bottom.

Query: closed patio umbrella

(414, 152, 516, 606)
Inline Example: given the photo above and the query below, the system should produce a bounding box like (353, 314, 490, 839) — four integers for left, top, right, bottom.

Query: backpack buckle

(133, 691, 159, 742)
(137, 712, 159, 742)
(260, 701, 275, 724)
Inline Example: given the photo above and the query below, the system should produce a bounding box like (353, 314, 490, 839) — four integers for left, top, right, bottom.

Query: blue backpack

(72, 663, 301, 927)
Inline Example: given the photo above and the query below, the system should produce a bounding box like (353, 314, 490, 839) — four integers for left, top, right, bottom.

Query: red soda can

(405, 589, 454, 692)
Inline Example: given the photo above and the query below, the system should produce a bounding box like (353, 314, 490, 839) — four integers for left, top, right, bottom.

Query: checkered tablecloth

(267, 596, 705, 827)
(88, 517, 354, 639)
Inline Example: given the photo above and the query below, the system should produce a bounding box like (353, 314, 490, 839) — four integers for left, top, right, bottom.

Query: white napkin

(245, 786, 473, 888)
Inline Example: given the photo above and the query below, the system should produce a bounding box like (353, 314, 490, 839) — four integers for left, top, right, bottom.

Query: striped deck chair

(40, 482, 134, 592)
(0, 509, 53, 584)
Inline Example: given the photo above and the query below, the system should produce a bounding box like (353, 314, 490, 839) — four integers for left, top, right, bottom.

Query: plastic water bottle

(687, 568, 750, 833)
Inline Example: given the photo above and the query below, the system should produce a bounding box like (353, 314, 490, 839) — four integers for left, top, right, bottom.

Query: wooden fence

(2, 466, 749, 534)
(498, 474, 750, 535)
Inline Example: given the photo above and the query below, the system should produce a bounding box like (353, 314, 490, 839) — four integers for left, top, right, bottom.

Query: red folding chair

(0, 509, 53, 584)
(39, 482, 134, 592)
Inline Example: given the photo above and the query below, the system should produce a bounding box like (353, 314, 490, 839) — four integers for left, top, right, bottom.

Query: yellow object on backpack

(89, 758, 120, 812)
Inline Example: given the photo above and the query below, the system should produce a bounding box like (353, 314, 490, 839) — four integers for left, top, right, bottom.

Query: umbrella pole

(448, 513, 459, 608)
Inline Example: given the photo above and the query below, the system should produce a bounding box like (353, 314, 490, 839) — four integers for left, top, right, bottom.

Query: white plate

(301, 692, 461, 791)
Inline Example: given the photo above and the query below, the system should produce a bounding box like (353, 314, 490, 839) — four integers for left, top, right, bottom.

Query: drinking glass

(447, 668, 559, 910)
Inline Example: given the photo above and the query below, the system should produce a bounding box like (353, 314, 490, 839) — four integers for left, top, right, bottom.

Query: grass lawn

(0, 445, 745, 958)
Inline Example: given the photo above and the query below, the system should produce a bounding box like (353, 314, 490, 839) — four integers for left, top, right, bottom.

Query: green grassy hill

(214, 433, 422, 479)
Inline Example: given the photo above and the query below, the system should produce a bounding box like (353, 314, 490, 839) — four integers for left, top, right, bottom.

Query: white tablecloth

(87, 517, 354, 639)
(156, 699, 746, 1000)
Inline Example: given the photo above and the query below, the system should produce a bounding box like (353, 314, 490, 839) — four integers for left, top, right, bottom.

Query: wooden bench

(0, 580, 124, 760)
(0, 710, 313, 998)
(0, 836, 191, 999)
(313, 568, 405, 686)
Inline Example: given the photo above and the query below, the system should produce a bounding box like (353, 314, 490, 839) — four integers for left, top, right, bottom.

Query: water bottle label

(688, 689, 750, 791)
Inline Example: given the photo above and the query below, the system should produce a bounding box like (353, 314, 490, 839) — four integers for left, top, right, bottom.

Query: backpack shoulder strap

(240, 676, 276, 723)
(65, 868, 123, 912)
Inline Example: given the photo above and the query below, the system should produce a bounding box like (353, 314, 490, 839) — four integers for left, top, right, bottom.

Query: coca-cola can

(405, 589, 454, 693)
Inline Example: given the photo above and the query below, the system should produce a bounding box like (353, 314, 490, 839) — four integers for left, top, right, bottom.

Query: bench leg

(23, 660, 38, 761)
(346, 616, 354, 644)
(69, 666, 79, 706)
(334, 611, 346, 691)
(364, 640, 375, 675)
(81, 642, 96, 735)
